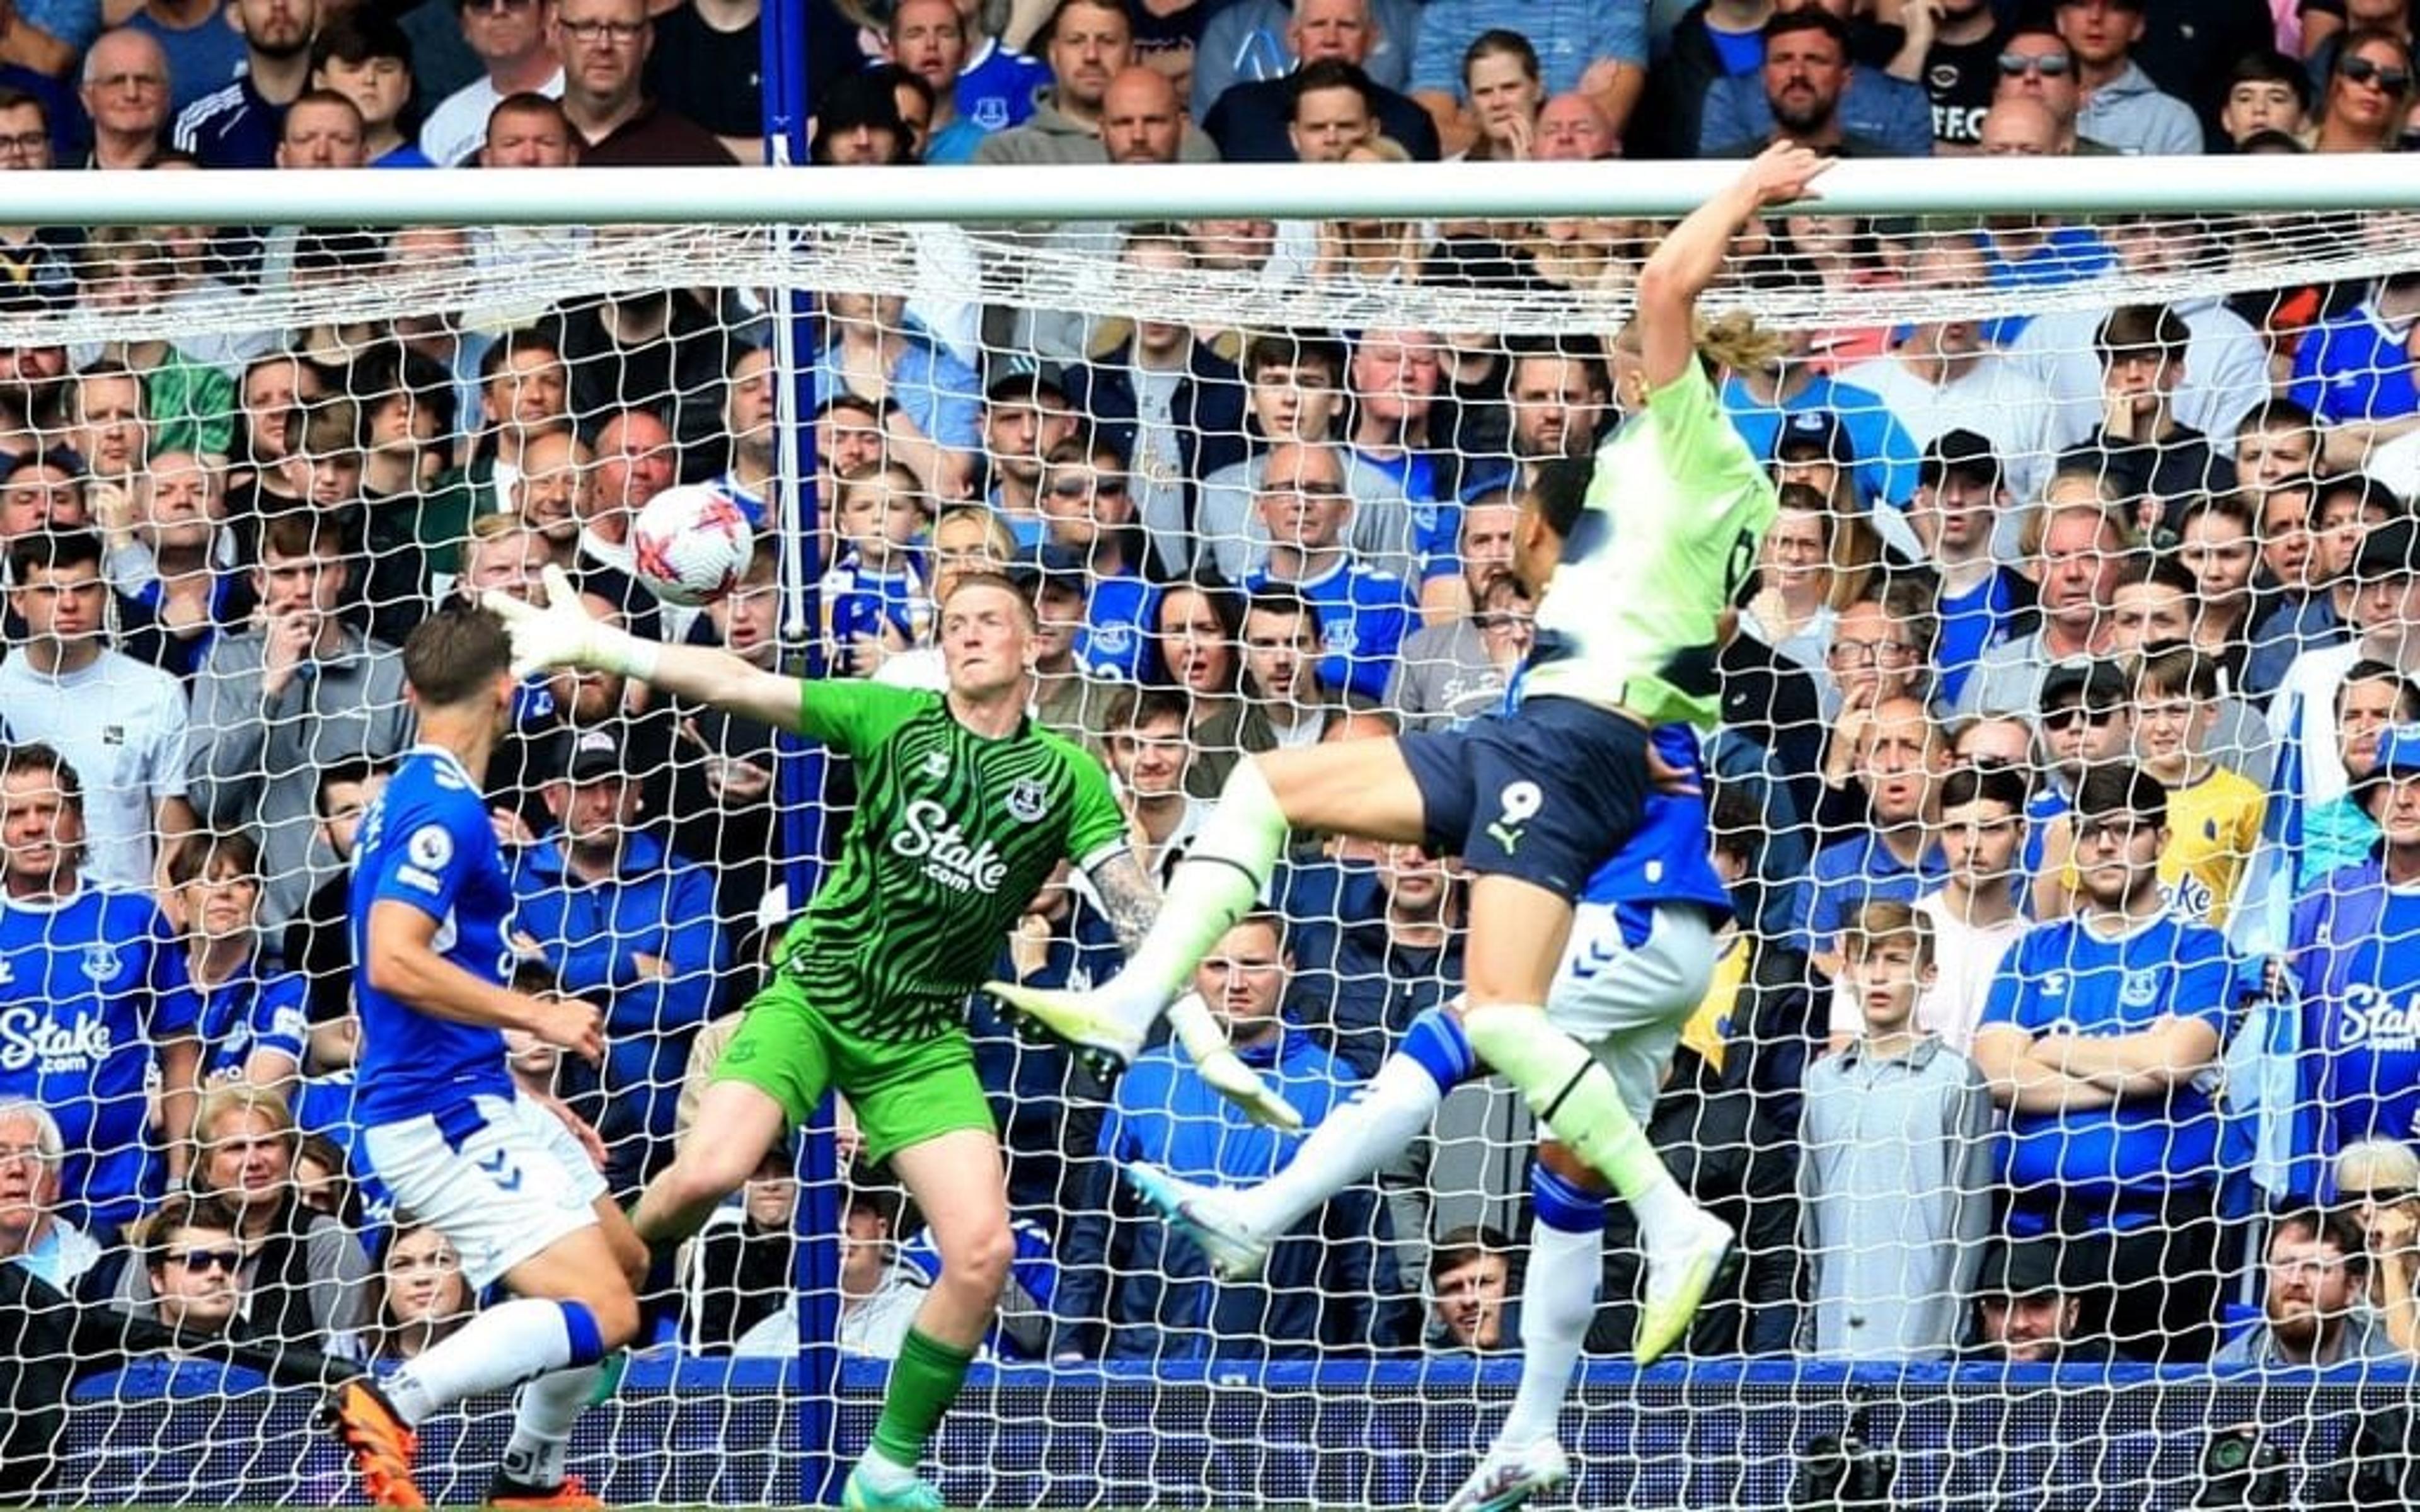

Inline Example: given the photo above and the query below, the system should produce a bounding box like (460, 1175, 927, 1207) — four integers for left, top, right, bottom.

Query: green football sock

(867, 1328, 977, 1471)
(1113, 759, 1289, 1012)
(1461, 1004, 1686, 1229)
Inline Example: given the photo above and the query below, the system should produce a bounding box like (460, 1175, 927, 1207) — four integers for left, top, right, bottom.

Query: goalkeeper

(992, 143, 1828, 1375)
(487, 564, 1296, 1511)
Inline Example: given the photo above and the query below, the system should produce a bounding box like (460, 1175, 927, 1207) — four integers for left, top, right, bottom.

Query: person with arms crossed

(486, 565, 1293, 1511)
(326, 602, 645, 1510)
(989, 144, 1824, 1376)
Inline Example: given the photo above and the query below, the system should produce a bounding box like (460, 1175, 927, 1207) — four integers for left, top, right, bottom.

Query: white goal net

(2, 158, 2419, 1509)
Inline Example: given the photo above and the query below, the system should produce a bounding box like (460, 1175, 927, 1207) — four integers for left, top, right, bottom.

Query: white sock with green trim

(1104, 759, 1289, 1033)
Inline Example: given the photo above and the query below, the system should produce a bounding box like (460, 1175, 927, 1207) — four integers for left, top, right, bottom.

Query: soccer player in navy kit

(326, 603, 646, 1509)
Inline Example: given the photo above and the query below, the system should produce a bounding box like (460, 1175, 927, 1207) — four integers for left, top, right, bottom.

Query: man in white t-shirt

(1905, 762, 2027, 1055)
(0, 529, 193, 891)
(418, 0, 563, 166)
(2272, 517, 2420, 815)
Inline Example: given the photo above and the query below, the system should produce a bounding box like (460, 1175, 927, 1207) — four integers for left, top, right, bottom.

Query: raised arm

(488, 565, 803, 730)
(1634, 144, 1831, 389)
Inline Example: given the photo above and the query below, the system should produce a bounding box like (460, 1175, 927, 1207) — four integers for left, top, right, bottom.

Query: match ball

(630, 483, 754, 607)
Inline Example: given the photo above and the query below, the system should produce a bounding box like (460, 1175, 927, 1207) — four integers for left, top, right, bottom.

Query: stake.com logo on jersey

(890, 799, 1009, 893)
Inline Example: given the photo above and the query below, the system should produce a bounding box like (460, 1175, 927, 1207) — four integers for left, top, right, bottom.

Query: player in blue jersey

(1129, 722, 1732, 1512)
(0, 742, 200, 1234)
(993, 144, 1828, 1375)
(326, 602, 645, 1511)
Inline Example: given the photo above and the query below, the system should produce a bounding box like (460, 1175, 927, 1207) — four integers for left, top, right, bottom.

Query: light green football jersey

(1522, 359, 1779, 728)
(775, 680, 1128, 1041)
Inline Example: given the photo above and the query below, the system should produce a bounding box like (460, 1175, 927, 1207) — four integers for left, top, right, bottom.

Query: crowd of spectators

(9, 0, 2420, 1396)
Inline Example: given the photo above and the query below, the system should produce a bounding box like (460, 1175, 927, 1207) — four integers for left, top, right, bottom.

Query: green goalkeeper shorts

(712, 974, 994, 1166)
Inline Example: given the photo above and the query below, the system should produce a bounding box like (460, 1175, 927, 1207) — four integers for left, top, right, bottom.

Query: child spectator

(817, 460, 931, 679)
(310, 11, 430, 168)
(1425, 1223, 1516, 1354)
(1801, 902, 1994, 1360)
(2127, 644, 2265, 928)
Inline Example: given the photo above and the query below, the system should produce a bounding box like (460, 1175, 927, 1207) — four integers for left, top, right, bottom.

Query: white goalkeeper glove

(484, 564, 660, 684)
(1165, 992, 1305, 1133)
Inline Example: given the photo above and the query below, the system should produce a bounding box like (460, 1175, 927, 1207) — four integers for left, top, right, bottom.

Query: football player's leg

(991, 739, 1426, 1051)
(634, 986, 824, 1247)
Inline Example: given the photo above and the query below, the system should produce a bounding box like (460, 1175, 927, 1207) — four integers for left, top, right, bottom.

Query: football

(629, 483, 754, 607)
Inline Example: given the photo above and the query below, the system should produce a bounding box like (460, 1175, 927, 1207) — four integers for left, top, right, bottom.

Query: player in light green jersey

(991, 145, 1833, 1385)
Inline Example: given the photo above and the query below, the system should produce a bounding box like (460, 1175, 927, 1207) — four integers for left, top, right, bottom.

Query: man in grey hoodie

(2055, 0, 2201, 155)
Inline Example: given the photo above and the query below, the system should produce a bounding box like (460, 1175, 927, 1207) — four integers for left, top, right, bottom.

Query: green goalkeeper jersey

(775, 680, 1129, 1041)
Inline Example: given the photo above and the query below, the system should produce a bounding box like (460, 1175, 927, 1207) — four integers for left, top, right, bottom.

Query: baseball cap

(1920, 428, 2002, 488)
(2038, 659, 2127, 713)
(1773, 409, 1851, 465)
(1974, 1238, 2061, 1298)
(2378, 724, 2420, 779)
(558, 728, 625, 784)
(2353, 517, 2420, 580)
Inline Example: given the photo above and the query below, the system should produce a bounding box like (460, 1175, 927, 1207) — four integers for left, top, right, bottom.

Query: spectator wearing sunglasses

(133, 1193, 254, 1341)
(2309, 28, 2413, 153)
(1990, 26, 2117, 155)
(2052, 0, 2202, 156)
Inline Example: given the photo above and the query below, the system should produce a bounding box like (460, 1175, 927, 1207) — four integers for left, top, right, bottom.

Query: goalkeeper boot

(841, 1459, 945, 1511)
(1124, 1161, 1270, 1281)
(1634, 1208, 1734, 1368)
(487, 1471, 605, 1508)
(1443, 1437, 1571, 1512)
(323, 1378, 425, 1508)
(983, 980, 1147, 1082)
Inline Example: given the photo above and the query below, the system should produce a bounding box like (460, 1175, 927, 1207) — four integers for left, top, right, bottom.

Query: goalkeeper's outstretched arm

(1633, 143, 1831, 390)
(487, 566, 802, 730)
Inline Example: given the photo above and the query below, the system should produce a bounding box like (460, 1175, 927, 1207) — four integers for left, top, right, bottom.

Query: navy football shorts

(1397, 694, 1652, 902)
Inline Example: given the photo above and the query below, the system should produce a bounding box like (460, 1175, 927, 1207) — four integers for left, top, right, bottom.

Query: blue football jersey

(195, 960, 311, 1082)
(1577, 724, 1736, 924)
(1074, 574, 1158, 682)
(0, 885, 198, 1227)
(953, 38, 1051, 133)
(2307, 885, 2420, 1165)
(1983, 912, 2240, 1211)
(1247, 559, 1413, 702)
(350, 745, 520, 1125)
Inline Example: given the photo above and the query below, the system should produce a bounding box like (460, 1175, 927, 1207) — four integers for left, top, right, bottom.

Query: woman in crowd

(341, 1223, 477, 1366)
(1147, 577, 1272, 798)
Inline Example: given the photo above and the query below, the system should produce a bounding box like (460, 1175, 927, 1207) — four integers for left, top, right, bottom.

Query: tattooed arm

(1083, 849, 1160, 963)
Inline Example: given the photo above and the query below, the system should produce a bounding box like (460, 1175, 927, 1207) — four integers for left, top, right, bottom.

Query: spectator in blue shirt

(1972, 764, 2240, 1363)
(1700, 9, 1931, 158)
(814, 289, 983, 499)
(170, 829, 310, 1091)
(1407, 0, 1647, 156)
(2288, 270, 2420, 449)
(171, 0, 320, 168)
(1035, 436, 1156, 683)
(509, 726, 728, 1195)
(1052, 913, 1396, 1360)
(0, 742, 200, 1234)
(1801, 694, 1948, 973)
(1243, 439, 1414, 702)
(2285, 724, 2420, 1204)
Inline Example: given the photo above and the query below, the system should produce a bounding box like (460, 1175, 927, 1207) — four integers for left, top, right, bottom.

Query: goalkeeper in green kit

(488, 564, 1298, 1511)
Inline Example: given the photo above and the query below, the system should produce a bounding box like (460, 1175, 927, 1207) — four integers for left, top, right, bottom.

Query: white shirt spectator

(420, 67, 567, 166)
(2269, 639, 2367, 812)
(1836, 350, 2063, 511)
(0, 648, 190, 891)
(2008, 295, 2270, 454)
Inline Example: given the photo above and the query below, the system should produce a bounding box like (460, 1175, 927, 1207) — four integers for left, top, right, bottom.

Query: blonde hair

(1610, 309, 1787, 377)
(2336, 1138, 2420, 1195)
(193, 1082, 301, 1172)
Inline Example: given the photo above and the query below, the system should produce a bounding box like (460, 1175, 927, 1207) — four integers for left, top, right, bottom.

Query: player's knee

(934, 1220, 1013, 1305)
(1536, 1139, 1610, 1194)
